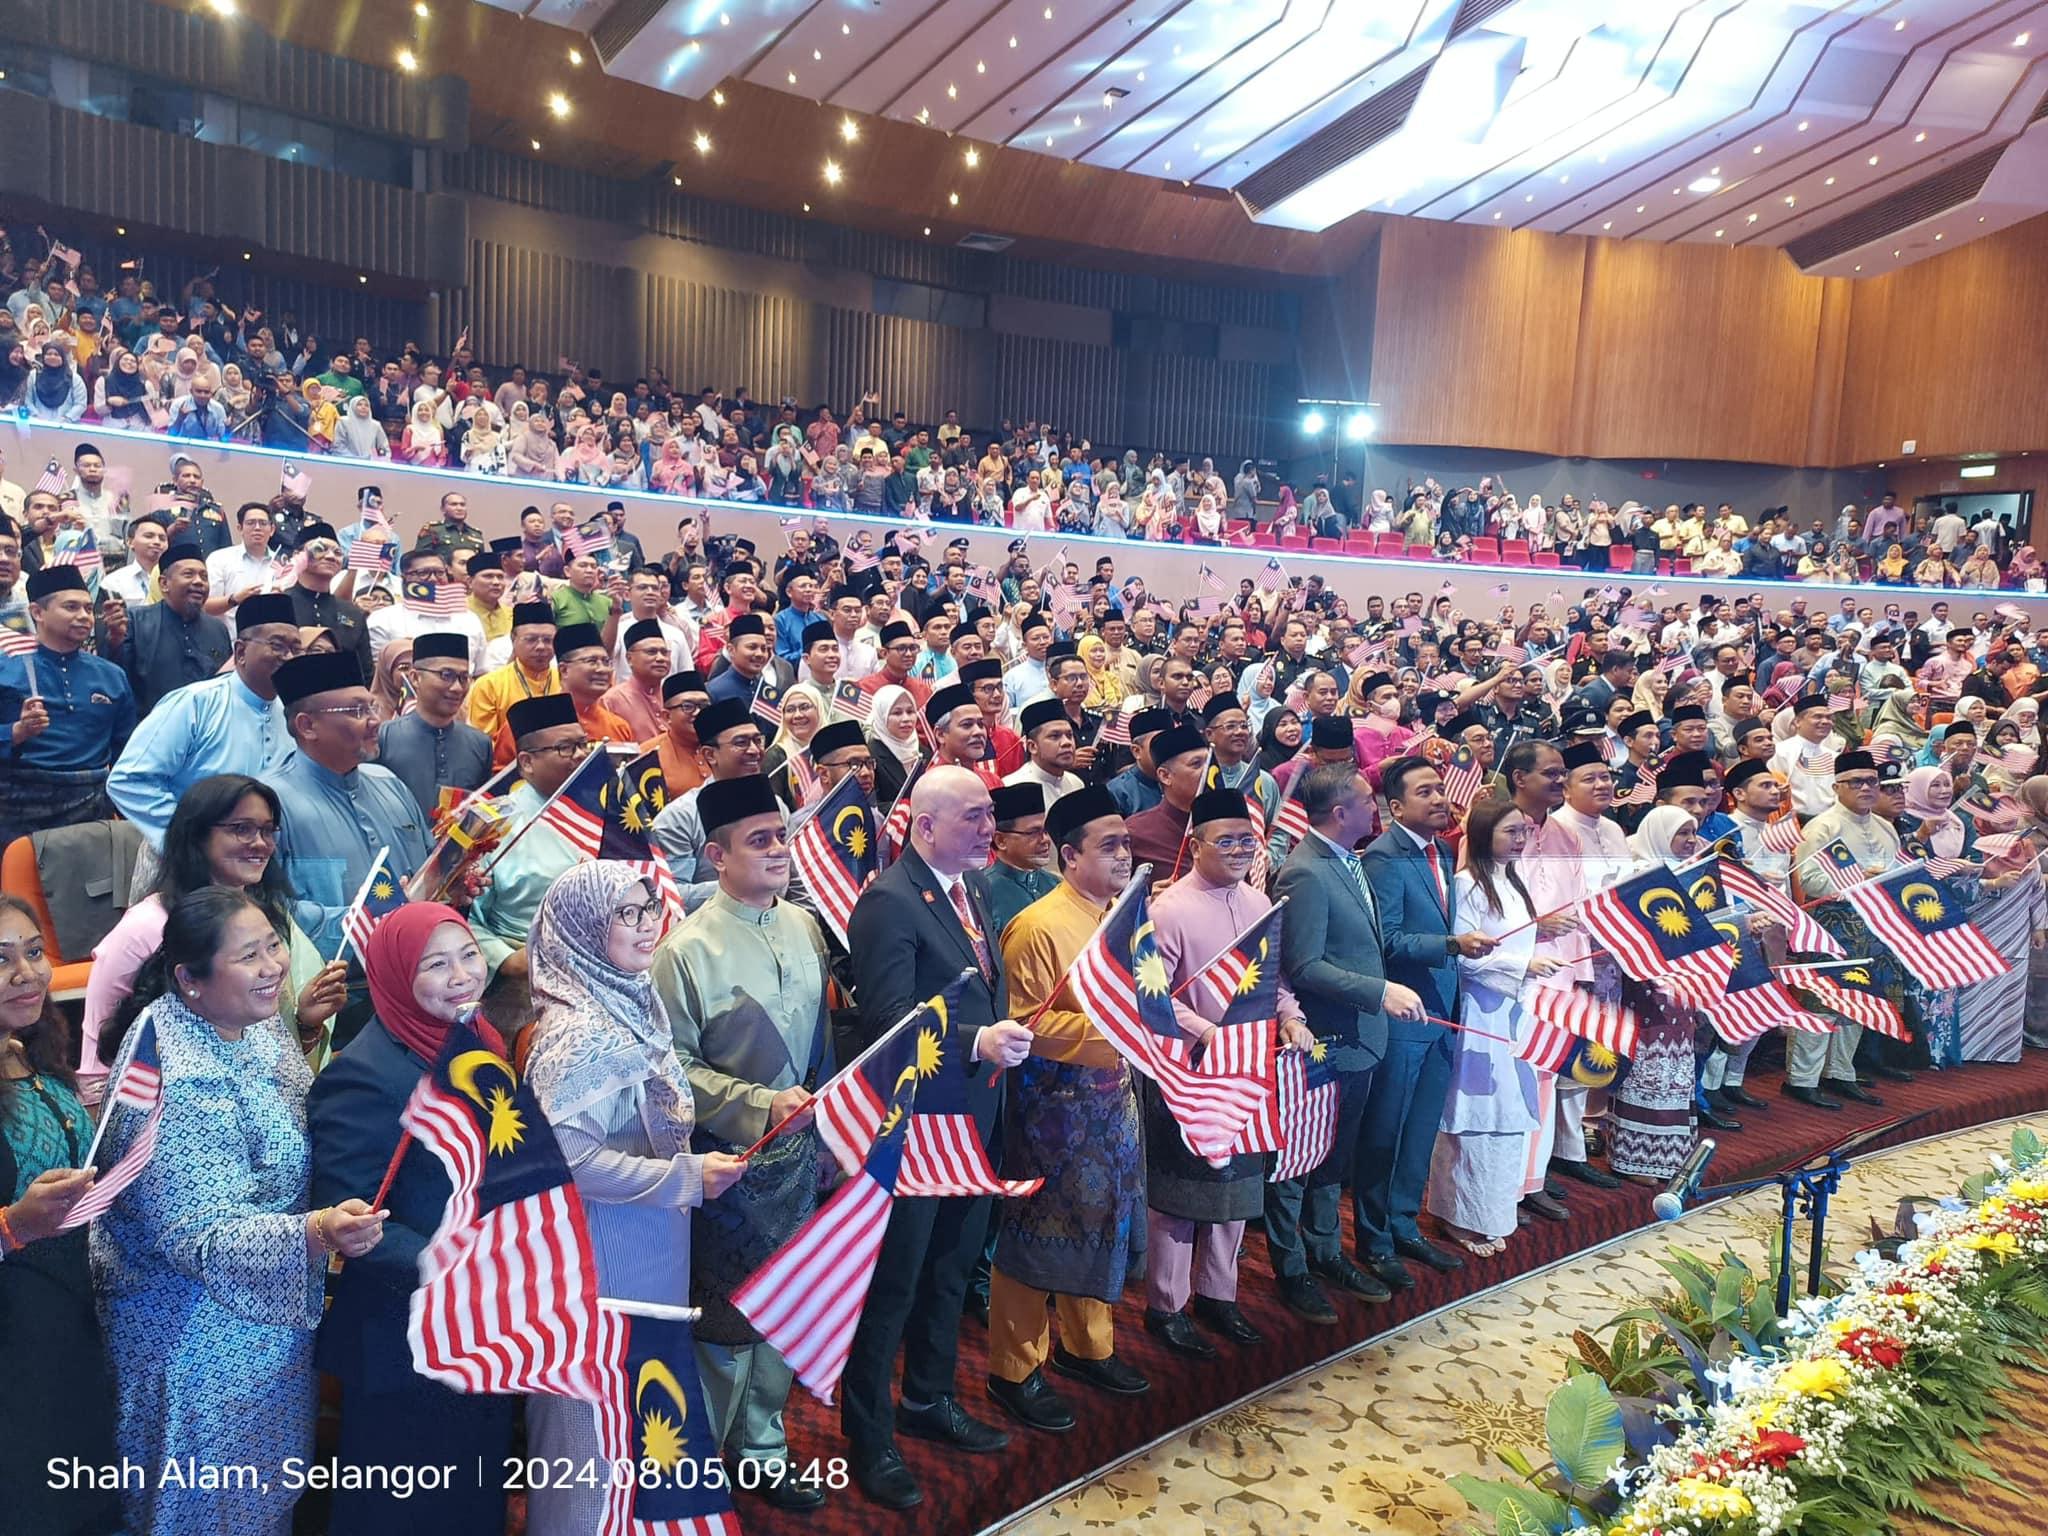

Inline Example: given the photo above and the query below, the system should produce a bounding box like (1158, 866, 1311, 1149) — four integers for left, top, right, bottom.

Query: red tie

(1425, 842, 1447, 914)
(951, 882, 993, 977)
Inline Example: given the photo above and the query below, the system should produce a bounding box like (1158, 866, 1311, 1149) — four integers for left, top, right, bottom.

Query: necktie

(1344, 854, 1378, 927)
(1425, 842, 1447, 914)
(950, 882, 993, 977)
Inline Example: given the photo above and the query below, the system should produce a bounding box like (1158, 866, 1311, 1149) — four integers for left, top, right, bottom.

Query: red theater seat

(1608, 546, 1635, 570)
(1310, 537, 1341, 551)
(1469, 537, 1500, 562)
(1533, 550, 1562, 567)
(1502, 540, 1531, 560)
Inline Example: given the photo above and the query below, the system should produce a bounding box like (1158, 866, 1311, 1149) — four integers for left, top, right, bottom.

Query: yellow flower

(1922, 1244, 1951, 1268)
(1674, 1478, 1755, 1519)
(1753, 1394, 1784, 1431)
(2005, 1178, 2048, 1201)
(1977, 1196, 2009, 1221)
(1957, 1230, 2020, 1258)
(1777, 1358, 1853, 1399)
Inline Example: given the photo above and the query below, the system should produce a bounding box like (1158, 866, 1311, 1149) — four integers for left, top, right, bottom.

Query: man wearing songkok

(466, 599, 560, 764)
(985, 782, 1059, 941)
(374, 629, 492, 822)
(469, 693, 592, 981)
(1145, 788, 1313, 1357)
(600, 617, 673, 740)
(281, 518, 374, 684)
(1125, 723, 1211, 888)
(491, 621, 636, 763)
(858, 618, 936, 709)
(1104, 706, 1175, 817)
(108, 539, 233, 714)
(1786, 750, 1898, 1110)
(1354, 670, 1417, 791)
(1006, 697, 1086, 802)
(1201, 691, 1279, 820)
(1697, 757, 1791, 1116)
(643, 670, 712, 799)
(653, 774, 832, 1510)
(109, 591, 297, 848)
(1004, 612, 1055, 709)
(926, 682, 1002, 787)
(0, 566, 135, 833)
(650, 698, 778, 909)
(962, 656, 1025, 776)
(707, 611, 793, 704)
(1771, 692, 1848, 818)
(989, 785, 1150, 1429)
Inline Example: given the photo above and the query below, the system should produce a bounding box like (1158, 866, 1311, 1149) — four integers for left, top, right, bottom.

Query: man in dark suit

(1361, 755, 1498, 1289)
(102, 540, 233, 714)
(1269, 764, 1422, 1323)
(281, 519, 375, 685)
(842, 765, 1035, 1510)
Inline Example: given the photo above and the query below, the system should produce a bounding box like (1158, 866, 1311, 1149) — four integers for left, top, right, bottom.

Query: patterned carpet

(1004, 1114, 2043, 1536)
(745, 1049, 2048, 1536)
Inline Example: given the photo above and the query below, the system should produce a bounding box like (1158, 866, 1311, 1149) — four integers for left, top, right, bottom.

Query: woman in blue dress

(92, 887, 388, 1536)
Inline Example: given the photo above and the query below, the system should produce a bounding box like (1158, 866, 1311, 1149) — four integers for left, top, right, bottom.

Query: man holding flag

(469, 694, 594, 982)
(654, 774, 833, 1509)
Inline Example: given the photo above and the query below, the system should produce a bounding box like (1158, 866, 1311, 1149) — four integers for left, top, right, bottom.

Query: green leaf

(1496, 1499, 1556, 1536)
(2013, 1126, 2043, 1167)
(1545, 1374, 1626, 1490)
(1449, 1476, 1534, 1520)
(1498, 1446, 1541, 1481)
(1711, 1262, 1747, 1328)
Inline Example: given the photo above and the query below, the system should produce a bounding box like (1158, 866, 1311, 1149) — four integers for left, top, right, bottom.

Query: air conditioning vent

(590, 0, 666, 66)
(1233, 64, 1429, 218)
(958, 231, 1015, 252)
(1784, 142, 2007, 268)
(1450, 0, 1521, 37)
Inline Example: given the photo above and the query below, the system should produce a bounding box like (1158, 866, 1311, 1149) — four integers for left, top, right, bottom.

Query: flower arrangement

(1454, 1126, 2048, 1536)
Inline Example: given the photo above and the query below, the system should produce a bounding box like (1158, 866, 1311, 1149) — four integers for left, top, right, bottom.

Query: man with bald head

(842, 766, 1034, 1510)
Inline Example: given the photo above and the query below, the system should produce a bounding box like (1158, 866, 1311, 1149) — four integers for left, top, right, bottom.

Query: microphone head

(1651, 1191, 1686, 1222)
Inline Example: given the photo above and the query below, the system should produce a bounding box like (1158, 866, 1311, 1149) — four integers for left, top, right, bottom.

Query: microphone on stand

(1651, 1137, 1718, 1222)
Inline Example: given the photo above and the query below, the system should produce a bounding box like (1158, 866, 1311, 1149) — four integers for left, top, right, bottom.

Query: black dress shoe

(1050, 1346, 1150, 1396)
(1720, 1084, 1768, 1111)
(1365, 1254, 1417, 1291)
(1144, 1307, 1219, 1359)
(898, 1395, 1009, 1454)
(1550, 1158, 1622, 1190)
(1826, 1078, 1883, 1106)
(1276, 1273, 1338, 1324)
(1781, 1082, 1843, 1110)
(1521, 1190, 1570, 1222)
(984, 1370, 1077, 1432)
(1543, 1178, 1568, 1199)
(1870, 1063, 1916, 1083)
(1697, 1103, 1743, 1132)
(1395, 1235, 1465, 1273)
(851, 1445, 923, 1510)
(1191, 1295, 1265, 1346)
(746, 1466, 829, 1511)
(1312, 1256, 1393, 1300)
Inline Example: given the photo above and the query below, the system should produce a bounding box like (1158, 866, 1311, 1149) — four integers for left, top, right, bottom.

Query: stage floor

(751, 1051, 2048, 1536)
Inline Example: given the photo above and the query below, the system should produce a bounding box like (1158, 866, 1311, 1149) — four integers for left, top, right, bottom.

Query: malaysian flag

(1525, 981, 1640, 1059)
(1096, 709, 1132, 749)
(1257, 556, 1287, 590)
(1758, 814, 1805, 856)
(1197, 563, 1227, 594)
(538, 746, 620, 859)
(1614, 760, 1659, 808)
(1186, 903, 1287, 1155)
(402, 579, 467, 617)
(50, 528, 104, 580)
(733, 983, 944, 1404)
(403, 1013, 605, 1400)
(339, 847, 408, 959)
(279, 461, 313, 499)
(0, 628, 37, 657)
(1798, 836, 1868, 893)
(602, 751, 687, 925)
(1836, 865, 2009, 989)
(1065, 871, 1268, 1158)
(785, 746, 821, 807)
(1780, 961, 1908, 1040)
(788, 771, 879, 945)
(878, 758, 925, 865)
(1271, 771, 1310, 842)
(590, 1304, 738, 1536)
(32, 459, 65, 497)
(57, 1017, 164, 1231)
(346, 521, 396, 573)
(1577, 866, 1735, 1004)
(1495, 641, 1528, 665)
(1698, 915, 1833, 1045)
(1716, 856, 1844, 956)
(1271, 1040, 1339, 1182)
(845, 538, 880, 573)
(750, 676, 783, 731)
(566, 521, 614, 559)
(832, 678, 874, 723)
(1441, 744, 1486, 812)
(964, 566, 997, 603)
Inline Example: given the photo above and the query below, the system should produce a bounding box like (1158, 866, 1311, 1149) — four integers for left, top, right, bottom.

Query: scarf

(866, 683, 924, 767)
(1902, 767, 1966, 859)
(364, 902, 507, 1061)
(333, 402, 385, 458)
(33, 361, 71, 408)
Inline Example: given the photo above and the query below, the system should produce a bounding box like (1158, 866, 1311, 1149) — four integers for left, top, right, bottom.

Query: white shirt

(1770, 732, 1845, 819)
(207, 545, 279, 630)
(613, 610, 698, 680)
(102, 561, 158, 607)
(1004, 760, 1083, 802)
(366, 602, 487, 675)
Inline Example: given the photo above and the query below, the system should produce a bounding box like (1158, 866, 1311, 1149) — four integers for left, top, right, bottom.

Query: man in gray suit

(1267, 764, 1424, 1322)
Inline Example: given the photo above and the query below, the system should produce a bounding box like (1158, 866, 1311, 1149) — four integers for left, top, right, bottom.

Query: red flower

(1835, 1328, 1907, 1370)
(1743, 1431, 1808, 1470)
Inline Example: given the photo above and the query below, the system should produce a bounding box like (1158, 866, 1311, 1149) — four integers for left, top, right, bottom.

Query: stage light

(568, 48, 582, 66)
(694, 132, 711, 154)
(1346, 412, 1374, 441)
(1300, 411, 1326, 436)
(205, 0, 236, 16)
(711, 90, 725, 106)
(964, 147, 979, 167)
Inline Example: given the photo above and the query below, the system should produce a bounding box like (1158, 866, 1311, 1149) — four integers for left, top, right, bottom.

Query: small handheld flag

(339, 847, 406, 962)
(58, 1016, 164, 1230)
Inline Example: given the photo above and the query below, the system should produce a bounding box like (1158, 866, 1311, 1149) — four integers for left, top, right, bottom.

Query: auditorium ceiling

(234, 0, 2048, 276)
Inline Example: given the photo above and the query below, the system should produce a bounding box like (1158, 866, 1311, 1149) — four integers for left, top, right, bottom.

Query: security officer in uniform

(412, 489, 487, 560)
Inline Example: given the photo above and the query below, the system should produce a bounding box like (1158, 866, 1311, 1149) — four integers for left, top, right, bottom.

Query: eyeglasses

(613, 901, 664, 929)
(302, 540, 340, 557)
(525, 739, 594, 762)
(413, 665, 471, 687)
(1203, 836, 1264, 854)
(819, 754, 874, 773)
(310, 703, 377, 721)
(214, 818, 279, 845)
(243, 633, 302, 657)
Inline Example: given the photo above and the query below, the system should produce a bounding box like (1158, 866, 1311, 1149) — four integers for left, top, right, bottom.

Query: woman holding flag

(308, 902, 518, 1535)
(93, 887, 386, 1536)
(1607, 808, 1705, 1184)
(521, 862, 748, 1536)
(0, 895, 122, 1536)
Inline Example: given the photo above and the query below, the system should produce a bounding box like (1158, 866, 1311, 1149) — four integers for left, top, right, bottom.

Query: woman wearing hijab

(218, 361, 256, 440)
(1607, 807, 1703, 1183)
(95, 348, 154, 427)
(2005, 546, 2045, 590)
(763, 681, 828, 804)
(0, 341, 29, 409)
(333, 393, 391, 460)
(394, 399, 444, 467)
(26, 341, 86, 422)
(521, 862, 747, 1536)
(461, 401, 506, 474)
(1076, 633, 1128, 715)
(1254, 707, 1303, 776)
(865, 682, 925, 806)
(308, 905, 517, 1535)
(508, 409, 561, 479)
(652, 434, 697, 495)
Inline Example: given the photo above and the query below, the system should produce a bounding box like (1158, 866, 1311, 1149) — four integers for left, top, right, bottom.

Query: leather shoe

(1191, 1296, 1264, 1346)
(1395, 1236, 1464, 1273)
(1870, 1063, 1916, 1083)
(746, 1466, 828, 1511)
(850, 1446, 923, 1511)
(898, 1395, 1009, 1454)
(1551, 1157, 1621, 1190)
(1145, 1307, 1219, 1360)
(1522, 1190, 1570, 1222)
(1543, 1178, 1569, 1199)
(1366, 1254, 1417, 1291)
(1826, 1078, 1883, 1106)
(1781, 1082, 1843, 1111)
(1312, 1256, 1393, 1301)
(984, 1370, 1077, 1432)
(1720, 1084, 1768, 1111)
(1276, 1273, 1338, 1324)
(1697, 1103, 1743, 1132)
(1050, 1346, 1149, 1396)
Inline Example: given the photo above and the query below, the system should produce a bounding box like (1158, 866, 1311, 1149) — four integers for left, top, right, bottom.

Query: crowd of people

(5, 438, 2048, 1530)
(3, 237, 2036, 588)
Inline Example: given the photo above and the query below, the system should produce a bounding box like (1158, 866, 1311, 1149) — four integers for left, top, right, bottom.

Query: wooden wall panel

(641, 277, 814, 409)
(818, 310, 989, 433)
(990, 335, 1129, 448)
(464, 240, 633, 382)
(1368, 221, 1584, 454)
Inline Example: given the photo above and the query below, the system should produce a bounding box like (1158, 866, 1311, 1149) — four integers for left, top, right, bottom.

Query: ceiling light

(1164, 161, 1172, 171)
(568, 48, 582, 66)
(1346, 412, 1374, 441)
(1797, 120, 1809, 131)
(1523, 193, 1533, 202)
(413, 1, 429, 14)
(711, 90, 725, 106)
(1300, 411, 1325, 435)
(1044, 5, 1053, 16)
(1824, 175, 1836, 185)
(812, 49, 821, 61)
(1914, 131, 1926, 142)
(1602, 220, 1612, 230)
(358, 274, 367, 284)
(1934, 232, 1944, 240)
(1492, 211, 1502, 220)
(841, 118, 859, 142)
(396, 48, 418, 72)
(1710, 165, 1721, 175)
(1892, 248, 1901, 257)
(1784, 195, 1796, 206)
(802, 203, 810, 212)
(2017, 32, 2032, 47)
(976, 60, 986, 73)
(530, 138, 540, 151)
(1137, 71, 1145, 82)
(671, 175, 682, 186)
(719, 11, 730, 23)
(1687, 175, 1722, 193)
(949, 191, 960, 205)
(1980, 216, 1987, 223)
(842, 22, 851, 34)
(242, 251, 251, 260)
(1751, 144, 1763, 154)
(822, 159, 841, 185)
(1044, 135, 1053, 146)
(1867, 155, 1879, 165)
(923, 227, 930, 236)
(964, 147, 979, 167)
(1074, 115, 1083, 127)
(1558, 174, 1569, 185)
(1854, 264, 1861, 271)
(1635, 203, 1646, 213)
(115, 226, 125, 235)
(947, 83, 957, 98)
(546, 91, 570, 118)
(1008, 36, 1017, 47)
(1747, 213, 1758, 223)
(1893, 18, 1905, 30)
(787, 71, 797, 84)
(204, 0, 235, 15)
(694, 132, 710, 154)
(1714, 228, 1725, 237)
